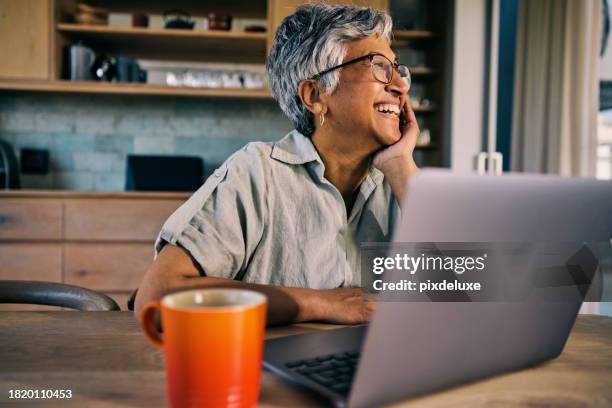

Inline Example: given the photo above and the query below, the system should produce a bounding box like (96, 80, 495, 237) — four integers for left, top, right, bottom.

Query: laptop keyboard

(284, 351, 360, 396)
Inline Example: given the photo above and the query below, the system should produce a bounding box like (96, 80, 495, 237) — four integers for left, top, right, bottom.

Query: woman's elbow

(134, 244, 202, 315)
(133, 270, 163, 316)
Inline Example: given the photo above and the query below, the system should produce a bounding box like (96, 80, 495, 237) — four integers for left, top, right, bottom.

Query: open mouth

(374, 103, 400, 119)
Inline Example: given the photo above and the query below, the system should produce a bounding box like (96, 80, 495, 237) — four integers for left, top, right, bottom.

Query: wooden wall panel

(0, 200, 63, 241)
(0, 243, 62, 281)
(0, 243, 63, 311)
(64, 199, 182, 241)
(0, 0, 51, 80)
(64, 243, 153, 292)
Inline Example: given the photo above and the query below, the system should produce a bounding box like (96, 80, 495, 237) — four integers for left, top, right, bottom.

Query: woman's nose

(386, 71, 409, 96)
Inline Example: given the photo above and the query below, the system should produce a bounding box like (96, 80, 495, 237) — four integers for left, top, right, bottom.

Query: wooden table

(0, 312, 611, 407)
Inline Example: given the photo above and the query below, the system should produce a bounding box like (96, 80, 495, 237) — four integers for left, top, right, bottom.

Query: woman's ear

(298, 80, 325, 115)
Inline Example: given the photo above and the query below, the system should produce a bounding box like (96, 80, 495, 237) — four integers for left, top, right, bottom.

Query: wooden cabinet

(389, 0, 453, 167)
(64, 243, 154, 291)
(0, 0, 389, 98)
(0, 200, 63, 240)
(0, 0, 52, 80)
(0, 191, 189, 310)
(267, 1, 388, 54)
(0, 244, 62, 282)
(63, 199, 182, 241)
(0, 243, 64, 310)
(0, 0, 273, 97)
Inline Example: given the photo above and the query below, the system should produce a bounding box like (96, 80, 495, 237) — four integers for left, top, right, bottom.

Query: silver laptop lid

(349, 170, 612, 408)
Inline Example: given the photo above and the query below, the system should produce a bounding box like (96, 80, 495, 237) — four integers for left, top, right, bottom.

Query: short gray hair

(266, 3, 393, 137)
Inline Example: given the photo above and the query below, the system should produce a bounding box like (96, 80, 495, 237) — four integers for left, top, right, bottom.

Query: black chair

(127, 288, 138, 311)
(0, 280, 120, 311)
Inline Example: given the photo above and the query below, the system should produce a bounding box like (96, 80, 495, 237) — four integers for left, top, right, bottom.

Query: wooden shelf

(83, 0, 268, 19)
(57, 23, 267, 41)
(0, 79, 442, 102)
(392, 30, 438, 39)
(415, 143, 438, 150)
(410, 67, 438, 76)
(56, 23, 267, 63)
(413, 106, 437, 113)
(392, 30, 439, 48)
(0, 80, 273, 99)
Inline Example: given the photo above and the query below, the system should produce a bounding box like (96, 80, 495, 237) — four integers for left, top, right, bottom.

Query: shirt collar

(367, 166, 385, 186)
(270, 129, 384, 186)
(270, 130, 321, 165)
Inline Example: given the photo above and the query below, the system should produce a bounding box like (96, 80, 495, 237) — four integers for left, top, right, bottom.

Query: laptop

(263, 170, 612, 408)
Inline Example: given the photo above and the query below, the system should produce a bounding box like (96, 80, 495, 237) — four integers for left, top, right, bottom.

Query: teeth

(375, 103, 400, 115)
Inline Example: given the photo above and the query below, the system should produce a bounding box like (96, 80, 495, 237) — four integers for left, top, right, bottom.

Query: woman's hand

(372, 101, 420, 207)
(310, 288, 376, 324)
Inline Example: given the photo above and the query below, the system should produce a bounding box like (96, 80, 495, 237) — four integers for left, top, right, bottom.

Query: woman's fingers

(320, 288, 377, 324)
(403, 100, 418, 135)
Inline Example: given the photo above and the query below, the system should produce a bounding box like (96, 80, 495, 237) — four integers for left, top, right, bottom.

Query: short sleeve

(154, 143, 268, 280)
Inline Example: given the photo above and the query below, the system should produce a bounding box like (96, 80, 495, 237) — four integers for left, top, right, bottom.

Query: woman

(135, 3, 419, 325)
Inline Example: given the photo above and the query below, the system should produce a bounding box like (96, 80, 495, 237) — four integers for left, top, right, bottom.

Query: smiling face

(321, 35, 409, 152)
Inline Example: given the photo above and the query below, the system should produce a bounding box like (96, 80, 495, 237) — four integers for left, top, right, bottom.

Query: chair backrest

(0, 280, 120, 311)
(127, 288, 138, 311)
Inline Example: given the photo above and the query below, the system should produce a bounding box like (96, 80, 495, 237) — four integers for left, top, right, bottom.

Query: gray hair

(266, 3, 393, 137)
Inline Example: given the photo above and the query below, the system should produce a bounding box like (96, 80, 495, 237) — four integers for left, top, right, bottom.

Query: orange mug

(140, 288, 267, 408)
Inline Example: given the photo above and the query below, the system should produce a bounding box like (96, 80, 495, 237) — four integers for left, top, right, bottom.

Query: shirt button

(214, 168, 223, 177)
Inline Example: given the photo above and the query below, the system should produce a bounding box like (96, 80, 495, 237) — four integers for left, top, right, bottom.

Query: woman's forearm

(179, 276, 320, 326)
(136, 274, 373, 326)
(379, 158, 419, 208)
(135, 244, 373, 326)
(136, 273, 317, 326)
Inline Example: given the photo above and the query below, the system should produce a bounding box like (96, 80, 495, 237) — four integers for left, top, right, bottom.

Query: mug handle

(140, 300, 164, 348)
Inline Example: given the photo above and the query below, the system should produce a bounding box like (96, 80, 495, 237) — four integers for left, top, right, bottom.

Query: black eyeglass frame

(309, 52, 410, 85)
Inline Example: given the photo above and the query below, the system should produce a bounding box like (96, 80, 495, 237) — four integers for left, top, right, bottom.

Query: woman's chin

(374, 129, 401, 146)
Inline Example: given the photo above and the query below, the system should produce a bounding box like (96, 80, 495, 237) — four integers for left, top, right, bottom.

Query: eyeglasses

(310, 52, 411, 88)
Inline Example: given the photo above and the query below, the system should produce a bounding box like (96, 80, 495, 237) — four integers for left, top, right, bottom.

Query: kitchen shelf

(415, 143, 438, 150)
(409, 67, 438, 76)
(413, 106, 437, 113)
(0, 80, 443, 103)
(56, 23, 268, 63)
(83, 0, 268, 19)
(392, 30, 438, 39)
(391, 30, 439, 48)
(0, 80, 273, 99)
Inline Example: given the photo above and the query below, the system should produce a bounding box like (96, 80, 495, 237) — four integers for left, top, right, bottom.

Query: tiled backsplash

(0, 92, 292, 190)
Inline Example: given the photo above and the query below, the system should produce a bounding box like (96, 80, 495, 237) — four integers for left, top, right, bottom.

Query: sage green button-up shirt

(155, 130, 399, 289)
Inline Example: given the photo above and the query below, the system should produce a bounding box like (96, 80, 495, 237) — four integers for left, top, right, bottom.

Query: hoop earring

(320, 112, 325, 127)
